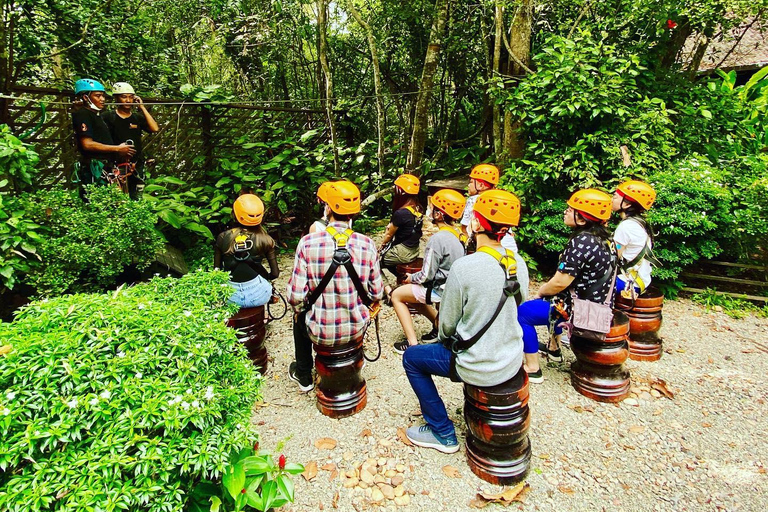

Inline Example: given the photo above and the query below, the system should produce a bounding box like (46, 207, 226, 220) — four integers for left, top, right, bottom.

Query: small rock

(624, 398, 639, 406)
(343, 478, 358, 488)
(345, 470, 356, 479)
(394, 495, 411, 506)
(380, 484, 395, 499)
(343, 451, 354, 461)
(385, 469, 397, 478)
(371, 488, 385, 502)
(374, 474, 387, 484)
(391, 475, 404, 487)
(360, 470, 375, 485)
(378, 457, 387, 466)
(394, 485, 405, 497)
(379, 439, 392, 447)
(396, 464, 406, 473)
(358, 481, 369, 489)
(650, 390, 661, 398)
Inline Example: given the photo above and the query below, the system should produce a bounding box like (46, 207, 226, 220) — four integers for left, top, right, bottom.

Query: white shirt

(614, 218, 653, 288)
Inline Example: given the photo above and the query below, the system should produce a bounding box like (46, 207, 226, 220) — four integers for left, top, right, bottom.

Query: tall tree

(406, 0, 451, 174)
(317, 0, 340, 174)
(502, 0, 533, 161)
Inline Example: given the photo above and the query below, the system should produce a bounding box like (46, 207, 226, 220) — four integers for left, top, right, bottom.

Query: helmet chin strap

(83, 94, 102, 112)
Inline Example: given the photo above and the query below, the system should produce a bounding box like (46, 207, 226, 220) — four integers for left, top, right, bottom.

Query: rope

(0, 84, 474, 108)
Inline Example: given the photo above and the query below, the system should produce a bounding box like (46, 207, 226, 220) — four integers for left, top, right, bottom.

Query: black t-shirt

(102, 110, 150, 164)
(391, 207, 423, 248)
(557, 232, 616, 304)
(71, 108, 114, 162)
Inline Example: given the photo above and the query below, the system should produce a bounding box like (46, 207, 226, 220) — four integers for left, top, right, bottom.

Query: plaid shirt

(287, 222, 384, 346)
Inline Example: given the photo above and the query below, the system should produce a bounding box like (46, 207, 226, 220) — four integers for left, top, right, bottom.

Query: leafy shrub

(516, 198, 571, 263)
(0, 194, 45, 291)
(0, 271, 262, 511)
(692, 288, 768, 319)
(24, 186, 165, 296)
(648, 156, 733, 283)
(0, 124, 39, 193)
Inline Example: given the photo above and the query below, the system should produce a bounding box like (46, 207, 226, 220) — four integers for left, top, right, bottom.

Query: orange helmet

(233, 194, 265, 226)
(326, 180, 361, 215)
(473, 189, 521, 227)
(430, 189, 466, 220)
(616, 180, 656, 210)
(567, 189, 612, 221)
(317, 181, 334, 203)
(394, 174, 420, 195)
(469, 163, 500, 186)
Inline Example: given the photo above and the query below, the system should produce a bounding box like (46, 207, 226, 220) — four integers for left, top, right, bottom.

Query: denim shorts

(228, 275, 272, 308)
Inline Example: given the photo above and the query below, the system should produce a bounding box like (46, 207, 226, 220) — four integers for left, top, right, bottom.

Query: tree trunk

(405, 0, 450, 175)
(492, 0, 503, 159)
(660, 17, 692, 70)
(687, 23, 714, 80)
(346, 0, 385, 177)
(502, 0, 533, 162)
(0, 2, 12, 125)
(317, 0, 341, 175)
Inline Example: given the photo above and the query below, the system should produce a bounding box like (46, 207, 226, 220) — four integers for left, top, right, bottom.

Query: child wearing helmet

(402, 189, 528, 453)
(460, 163, 520, 253)
(286, 181, 384, 392)
(379, 174, 424, 277)
(518, 189, 618, 383)
(390, 189, 468, 354)
(214, 194, 279, 308)
(612, 180, 659, 298)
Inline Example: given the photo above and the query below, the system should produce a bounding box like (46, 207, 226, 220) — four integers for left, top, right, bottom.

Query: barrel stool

(464, 366, 531, 484)
(396, 258, 423, 315)
(313, 336, 367, 419)
(226, 306, 268, 373)
(615, 287, 664, 361)
(570, 310, 631, 403)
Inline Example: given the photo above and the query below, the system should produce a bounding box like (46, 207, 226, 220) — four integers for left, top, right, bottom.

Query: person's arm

(437, 268, 463, 342)
(80, 137, 136, 158)
(379, 222, 398, 247)
(265, 248, 280, 280)
(286, 242, 309, 309)
(408, 239, 437, 284)
(135, 97, 159, 132)
(367, 244, 385, 301)
(535, 272, 575, 298)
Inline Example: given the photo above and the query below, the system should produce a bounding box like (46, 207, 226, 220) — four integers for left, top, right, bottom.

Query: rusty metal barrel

(226, 306, 268, 373)
(615, 287, 664, 361)
(313, 336, 367, 419)
(464, 366, 531, 485)
(570, 311, 631, 403)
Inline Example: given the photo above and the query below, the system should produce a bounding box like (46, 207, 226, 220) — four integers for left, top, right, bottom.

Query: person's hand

(404, 274, 412, 284)
(116, 143, 137, 158)
(134, 96, 144, 105)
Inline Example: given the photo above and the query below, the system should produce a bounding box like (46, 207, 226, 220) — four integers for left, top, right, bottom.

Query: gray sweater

(410, 229, 465, 289)
(438, 249, 529, 387)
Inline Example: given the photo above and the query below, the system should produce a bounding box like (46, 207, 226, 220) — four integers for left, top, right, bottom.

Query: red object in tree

(666, 19, 677, 29)
(253, 441, 259, 452)
(279, 454, 286, 469)
(241, 488, 247, 494)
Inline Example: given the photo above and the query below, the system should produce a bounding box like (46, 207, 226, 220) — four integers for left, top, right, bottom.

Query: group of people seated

(214, 164, 658, 454)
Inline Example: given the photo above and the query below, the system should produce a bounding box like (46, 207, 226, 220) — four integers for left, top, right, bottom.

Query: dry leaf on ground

(558, 485, 575, 495)
(314, 437, 338, 450)
(302, 461, 318, 481)
(360, 428, 372, 437)
(651, 379, 674, 399)
(629, 425, 645, 433)
(442, 465, 461, 478)
(470, 482, 530, 508)
(396, 427, 414, 447)
(321, 463, 337, 471)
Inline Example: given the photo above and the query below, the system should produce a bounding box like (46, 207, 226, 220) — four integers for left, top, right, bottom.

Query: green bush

(0, 271, 262, 511)
(0, 194, 45, 291)
(0, 124, 39, 193)
(24, 186, 165, 296)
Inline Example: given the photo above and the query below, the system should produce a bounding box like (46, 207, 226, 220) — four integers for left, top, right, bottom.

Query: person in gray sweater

(403, 189, 529, 453)
(390, 189, 467, 354)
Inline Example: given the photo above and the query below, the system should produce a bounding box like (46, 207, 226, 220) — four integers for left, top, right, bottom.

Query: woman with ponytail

(517, 189, 617, 383)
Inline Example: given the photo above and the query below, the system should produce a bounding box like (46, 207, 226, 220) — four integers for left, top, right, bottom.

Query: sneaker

(527, 368, 544, 384)
(288, 362, 314, 392)
(538, 341, 563, 363)
(421, 327, 439, 343)
(393, 340, 412, 354)
(405, 425, 459, 454)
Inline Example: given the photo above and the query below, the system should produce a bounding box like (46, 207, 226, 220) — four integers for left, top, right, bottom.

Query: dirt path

(254, 249, 768, 511)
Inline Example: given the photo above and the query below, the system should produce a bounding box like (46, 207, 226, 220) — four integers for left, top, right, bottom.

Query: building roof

(684, 19, 768, 72)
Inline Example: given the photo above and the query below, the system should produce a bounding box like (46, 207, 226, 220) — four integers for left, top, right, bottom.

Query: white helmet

(112, 82, 135, 95)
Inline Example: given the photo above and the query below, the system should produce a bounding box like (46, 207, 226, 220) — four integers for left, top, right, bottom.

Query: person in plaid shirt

(286, 180, 384, 391)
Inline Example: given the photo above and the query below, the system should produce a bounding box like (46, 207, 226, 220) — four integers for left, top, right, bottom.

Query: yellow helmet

(473, 189, 521, 227)
(469, 163, 500, 186)
(430, 189, 466, 220)
(317, 181, 334, 203)
(326, 181, 361, 215)
(616, 180, 656, 210)
(233, 194, 265, 226)
(394, 173, 420, 195)
(567, 189, 612, 221)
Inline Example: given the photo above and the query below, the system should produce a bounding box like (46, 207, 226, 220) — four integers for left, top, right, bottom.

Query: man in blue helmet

(71, 78, 135, 196)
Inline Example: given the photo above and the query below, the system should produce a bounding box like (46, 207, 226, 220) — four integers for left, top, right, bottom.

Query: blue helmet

(74, 78, 106, 96)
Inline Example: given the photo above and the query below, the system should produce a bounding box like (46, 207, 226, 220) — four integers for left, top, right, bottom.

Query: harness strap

(447, 247, 522, 354)
(304, 226, 373, 311)
(439, 225, 468, 246)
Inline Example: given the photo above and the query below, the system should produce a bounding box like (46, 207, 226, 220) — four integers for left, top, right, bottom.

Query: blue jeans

(228, 276, 272, 308)
(402, 344, 457, 442)
(518, 298, 562, 354)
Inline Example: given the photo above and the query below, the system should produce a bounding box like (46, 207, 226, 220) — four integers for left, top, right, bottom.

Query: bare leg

(391, 285, 422, 346)
(523, 352, 539, 373)
(413, 303, 438, 326)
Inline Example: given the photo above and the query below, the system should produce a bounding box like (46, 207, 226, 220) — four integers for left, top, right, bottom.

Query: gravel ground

(253, 237, 768, 512)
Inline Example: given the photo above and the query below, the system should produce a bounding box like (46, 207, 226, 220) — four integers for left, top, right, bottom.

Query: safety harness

(419, 225, 468, 305)
(443, 246, 522, 354)
(304, 226, 381, 361)
(380, 206, 424, 256)
(618, 217, 661, 294)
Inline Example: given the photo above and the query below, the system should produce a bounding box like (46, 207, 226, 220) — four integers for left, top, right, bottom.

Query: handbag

(564, 242, 618, 342)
